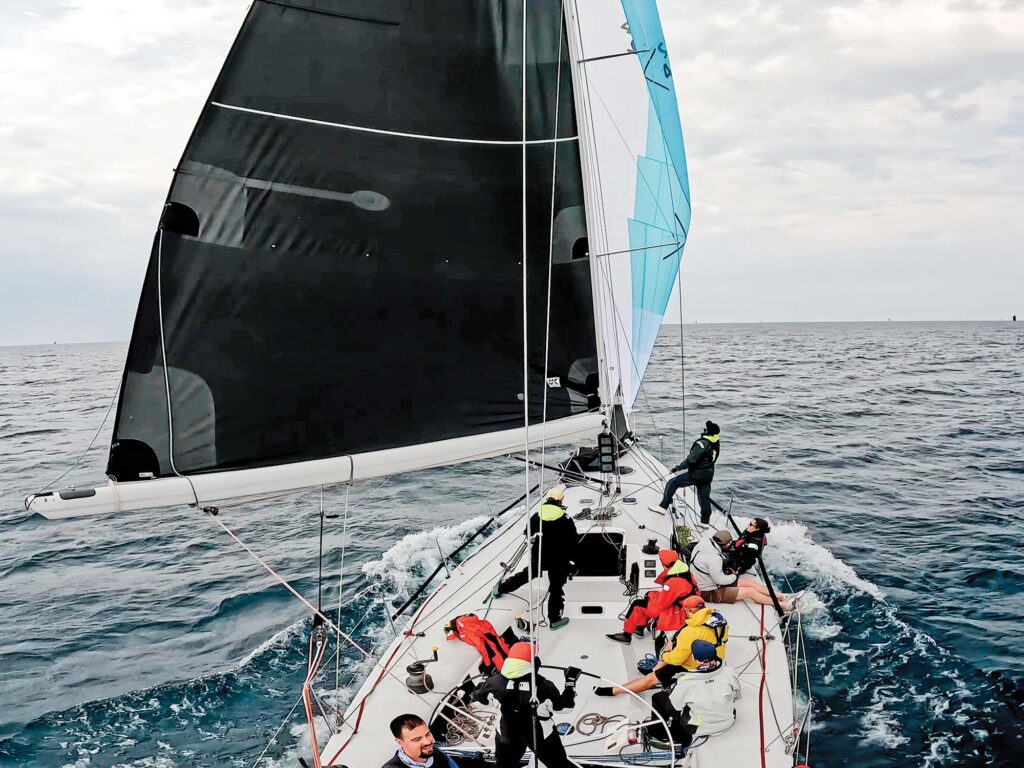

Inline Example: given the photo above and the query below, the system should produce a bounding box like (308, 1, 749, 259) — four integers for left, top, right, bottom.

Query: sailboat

(25, 1, 810, 766)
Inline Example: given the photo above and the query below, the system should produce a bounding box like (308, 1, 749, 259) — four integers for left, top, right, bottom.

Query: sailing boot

(606, 631, 632, 644)
(648, 504, 668, 515)
(550, 617, 570, 630)
(490, 585, 504, 599)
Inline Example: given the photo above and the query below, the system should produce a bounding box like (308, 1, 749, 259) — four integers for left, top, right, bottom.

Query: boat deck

(319, 444, 796, 767)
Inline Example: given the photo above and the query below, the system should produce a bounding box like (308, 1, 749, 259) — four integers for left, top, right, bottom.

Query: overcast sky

(0, 0, 1021, 346)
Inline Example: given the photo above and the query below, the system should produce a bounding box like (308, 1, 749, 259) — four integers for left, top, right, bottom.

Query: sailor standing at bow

(491, 488, 577, 630)
(650, 421, 721, 525)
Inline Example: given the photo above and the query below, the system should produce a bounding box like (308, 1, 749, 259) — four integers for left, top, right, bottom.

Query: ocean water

(0, 322, 1022, 767)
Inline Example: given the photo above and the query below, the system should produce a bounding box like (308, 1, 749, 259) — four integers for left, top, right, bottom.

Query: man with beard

(383, 714, 459, 768)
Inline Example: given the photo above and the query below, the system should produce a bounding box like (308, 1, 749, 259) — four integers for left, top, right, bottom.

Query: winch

(405, 647, 439, 694)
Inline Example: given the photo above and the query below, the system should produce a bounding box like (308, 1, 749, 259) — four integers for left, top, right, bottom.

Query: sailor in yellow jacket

(595, 597, 728, 696)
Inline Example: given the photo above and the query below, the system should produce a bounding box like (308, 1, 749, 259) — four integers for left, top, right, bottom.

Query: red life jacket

(445, 614, 511, 673)
(650, 574, 699, 631)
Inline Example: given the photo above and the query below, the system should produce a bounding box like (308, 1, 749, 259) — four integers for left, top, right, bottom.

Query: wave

(763, 520, 1024, 765)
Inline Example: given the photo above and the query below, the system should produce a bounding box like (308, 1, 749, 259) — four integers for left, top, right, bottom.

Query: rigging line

(591, 241, 681, 260)
(586, 81, 682, 237)
(32, 377, 120, 495)
(317, 486, 326, 611)
(539, 0, 566, 500)
(567, 0, 614, 410)
(586, 77, 688, 370)
(594, 250, 662, 440)
(578, 48, 649, 64)
(520, 0, 539, 729)
(211, 102, 580, 146)
(156, 228, 201, 508)
(676, 254, 686, 447)
(334, 483, 351, 700)
(248, 691, 306, 768)
(204, 507, 492, 744)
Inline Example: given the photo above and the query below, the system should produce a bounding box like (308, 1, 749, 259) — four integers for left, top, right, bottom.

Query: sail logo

(546, 377, 562, 388)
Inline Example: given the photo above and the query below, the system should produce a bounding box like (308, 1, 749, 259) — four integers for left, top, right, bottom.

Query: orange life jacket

(445, 613, 511, 674)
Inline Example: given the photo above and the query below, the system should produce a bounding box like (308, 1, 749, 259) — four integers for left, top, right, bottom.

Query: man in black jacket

(472, 642, 580, 768)
(492, 488, 577, 630)
(382, 713, 459, 768)
(650, 421, 720, 524)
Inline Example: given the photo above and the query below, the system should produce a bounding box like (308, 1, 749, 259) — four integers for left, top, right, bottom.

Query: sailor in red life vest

(605, 550, 698, 644)
(444, 613, 510, 675)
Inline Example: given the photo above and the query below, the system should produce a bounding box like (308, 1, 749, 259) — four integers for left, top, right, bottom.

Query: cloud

(0, 0, 1021, 344)
(663, 0, 1024, 320)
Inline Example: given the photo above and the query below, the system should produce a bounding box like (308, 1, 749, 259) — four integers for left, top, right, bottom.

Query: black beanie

(704, 421, 720, 436)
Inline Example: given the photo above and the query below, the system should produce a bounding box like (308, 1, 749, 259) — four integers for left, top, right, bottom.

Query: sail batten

(210, 102, 583, 145)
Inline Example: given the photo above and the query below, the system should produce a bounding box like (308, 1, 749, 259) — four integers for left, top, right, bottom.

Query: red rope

(304, 632, 329, 768)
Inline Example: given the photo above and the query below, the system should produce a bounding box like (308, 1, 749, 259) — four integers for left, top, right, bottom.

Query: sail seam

(210, 102, 580, 146)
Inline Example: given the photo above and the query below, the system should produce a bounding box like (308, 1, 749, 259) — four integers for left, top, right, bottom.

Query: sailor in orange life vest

(470, 641, 580, 768)
(605, 549, 698, 644)
(595, 596, 729, 696)
(491, 488, 577, 630)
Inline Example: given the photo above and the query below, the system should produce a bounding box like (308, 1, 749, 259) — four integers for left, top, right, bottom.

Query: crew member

(472, 642, 580, 768)
(650, 421, 721, 524)
(492, 488, 577, 630)
(726, 517, 771, 575)
(605, 550, 698, 644)
(595, 596, 728, 696)
(649, 640, 741, 747)
(691, 529, 787, 609)
(383, 714, 459, 768)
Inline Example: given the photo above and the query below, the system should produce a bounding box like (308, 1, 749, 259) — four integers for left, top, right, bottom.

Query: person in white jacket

(667, 640, 742, 737)
(690, 531, 788, 610)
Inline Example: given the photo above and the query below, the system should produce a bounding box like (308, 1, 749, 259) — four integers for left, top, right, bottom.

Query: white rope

(248, 691, 305, 768)
(203, 507, 492, 751)
(156, 228, 200, 508)
(32, 380, 120, 495)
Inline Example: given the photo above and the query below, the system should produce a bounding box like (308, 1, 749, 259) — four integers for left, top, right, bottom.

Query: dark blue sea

(1, 322, 1022, 768)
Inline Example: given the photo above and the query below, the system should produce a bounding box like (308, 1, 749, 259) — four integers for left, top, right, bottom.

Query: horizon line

(1, 318, 1018, 350)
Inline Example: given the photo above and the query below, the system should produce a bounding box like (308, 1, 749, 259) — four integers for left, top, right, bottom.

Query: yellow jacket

(660, 607, 729, 670)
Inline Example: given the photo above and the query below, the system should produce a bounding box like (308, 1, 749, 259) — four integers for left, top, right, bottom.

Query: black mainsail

(104, 1, 599, 490)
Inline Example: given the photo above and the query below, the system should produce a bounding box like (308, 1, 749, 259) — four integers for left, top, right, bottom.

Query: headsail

(567, 0, 691, 409)
(75, 1, 601, 507)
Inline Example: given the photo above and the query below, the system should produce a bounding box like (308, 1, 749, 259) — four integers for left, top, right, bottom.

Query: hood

(538, 503, 566, 521)
(501, 657, 532, 679)
(686, 607, 715, 626)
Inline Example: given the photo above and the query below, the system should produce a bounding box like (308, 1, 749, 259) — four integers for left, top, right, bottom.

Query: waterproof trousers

(495, 727, 574, 768)
(648, 690, 695, 750)
(623, 594, 655, 634)
(660, 471, 713, 524)
(498, 566, 568, 622)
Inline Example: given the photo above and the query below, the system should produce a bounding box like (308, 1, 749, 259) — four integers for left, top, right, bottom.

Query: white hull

(319, 443, 798, 767)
